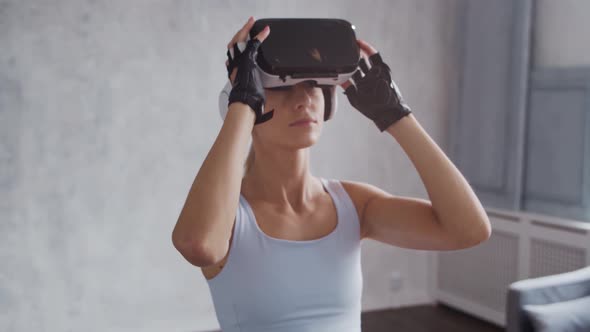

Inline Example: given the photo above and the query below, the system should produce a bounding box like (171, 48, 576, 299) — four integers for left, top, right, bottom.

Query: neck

(242, 146, 322, 212)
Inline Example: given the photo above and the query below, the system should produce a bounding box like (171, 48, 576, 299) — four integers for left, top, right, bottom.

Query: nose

(290, 81, 315, 110)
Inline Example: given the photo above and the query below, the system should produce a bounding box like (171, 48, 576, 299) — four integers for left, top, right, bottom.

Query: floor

(361, 303, 504, 332)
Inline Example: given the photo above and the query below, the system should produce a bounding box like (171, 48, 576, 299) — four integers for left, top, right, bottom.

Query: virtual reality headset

(242, 18, 361, 88)
(219, 18, 362, 122)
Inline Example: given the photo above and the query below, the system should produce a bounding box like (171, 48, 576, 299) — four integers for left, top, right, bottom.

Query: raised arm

(172, 104, 254, 267)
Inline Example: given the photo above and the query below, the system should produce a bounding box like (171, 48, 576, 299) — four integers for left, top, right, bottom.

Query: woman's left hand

(340, 39, 412, 132)
(340, 39, 377, 90)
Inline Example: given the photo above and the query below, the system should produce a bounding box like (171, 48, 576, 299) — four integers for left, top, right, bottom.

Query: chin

(259, 124, 322, 150)
(291, 134, 320, 149)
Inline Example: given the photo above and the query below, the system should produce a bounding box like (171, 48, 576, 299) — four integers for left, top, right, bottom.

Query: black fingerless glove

(343, 52, 411, 132)
(226, 38, 274, 125)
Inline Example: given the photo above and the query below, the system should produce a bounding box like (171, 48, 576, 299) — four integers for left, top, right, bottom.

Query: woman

(172, 16, 492, 332)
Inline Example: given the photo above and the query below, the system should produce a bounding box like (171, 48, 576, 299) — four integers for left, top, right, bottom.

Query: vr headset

(218, 18, 362, 123)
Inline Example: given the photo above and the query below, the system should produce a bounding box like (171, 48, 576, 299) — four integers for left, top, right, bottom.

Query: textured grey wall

(0, 0, 461, 331)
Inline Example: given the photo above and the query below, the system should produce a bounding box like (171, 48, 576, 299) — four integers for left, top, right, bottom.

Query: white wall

(534, 0, 590, 67)
(0, 0, 462, 331)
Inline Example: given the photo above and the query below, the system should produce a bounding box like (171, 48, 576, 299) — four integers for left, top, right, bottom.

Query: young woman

(172, 16, 491, 332)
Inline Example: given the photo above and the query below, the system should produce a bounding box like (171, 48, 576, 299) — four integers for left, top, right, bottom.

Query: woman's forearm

(172, 103, 255, 265)
(386, 114, 491, 245)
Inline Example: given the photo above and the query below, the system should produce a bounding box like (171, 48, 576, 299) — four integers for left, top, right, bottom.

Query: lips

(290, 118, 317, 126)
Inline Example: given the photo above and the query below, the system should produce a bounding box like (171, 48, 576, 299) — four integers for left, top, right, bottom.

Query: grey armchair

(506, 266, 590, 332)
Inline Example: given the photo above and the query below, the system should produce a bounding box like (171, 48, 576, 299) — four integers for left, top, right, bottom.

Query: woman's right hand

(225, 17, 274, 125)
(226, 17, 270, 84)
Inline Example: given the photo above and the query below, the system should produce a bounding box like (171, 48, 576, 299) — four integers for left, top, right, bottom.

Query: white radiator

(434, 207, 590, 326)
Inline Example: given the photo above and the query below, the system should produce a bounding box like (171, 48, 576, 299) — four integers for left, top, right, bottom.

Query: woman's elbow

(172, 236, 221, 267)
(462, 223, 492, 248)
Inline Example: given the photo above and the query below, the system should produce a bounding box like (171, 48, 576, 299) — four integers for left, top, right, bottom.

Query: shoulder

(338, 179, 390, 209)
(336, 179, 389, 239)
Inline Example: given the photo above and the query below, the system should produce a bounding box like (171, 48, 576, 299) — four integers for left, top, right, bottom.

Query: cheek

(317, 91, 325, 106)
(263, 92, 282, 108)
(264, 95, 290, 119)
(263, 89, 325, 114)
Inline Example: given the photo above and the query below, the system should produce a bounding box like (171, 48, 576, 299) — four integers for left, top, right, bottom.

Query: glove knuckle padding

(227, 38, 273, 125)
(343, 52, 411, 132)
